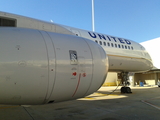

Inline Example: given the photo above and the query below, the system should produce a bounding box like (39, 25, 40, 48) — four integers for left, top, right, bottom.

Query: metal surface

(92, 0, 95, 31)
(0, 27, 108, 105)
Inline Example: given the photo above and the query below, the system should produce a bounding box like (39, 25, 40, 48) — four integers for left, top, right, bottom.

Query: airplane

(0, 11, 153, 105)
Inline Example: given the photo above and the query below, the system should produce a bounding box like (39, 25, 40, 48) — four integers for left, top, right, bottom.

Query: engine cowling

(0, 28, 108, 105)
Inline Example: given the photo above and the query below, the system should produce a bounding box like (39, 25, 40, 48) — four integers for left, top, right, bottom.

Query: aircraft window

(95, 40, 98, 43)
(122, 45, 124, 49)
(118, 44, 121, 48)
(111, 43, 114, 47)
(115, 44, 117, 48)
(103, 42, 106, 46)
(0, 17, 16, 27)
(99, 41, 102, 45)
(128, 46, 130, 49)
(131, 46, 134, 50)
(125, 46, 127, 49)
(107, 42, 110, 47)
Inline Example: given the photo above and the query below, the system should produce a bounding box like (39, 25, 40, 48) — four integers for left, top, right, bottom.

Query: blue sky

(1, 0, 160, 43)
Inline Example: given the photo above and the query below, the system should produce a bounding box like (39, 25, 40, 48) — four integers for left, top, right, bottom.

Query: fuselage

(61, 25, 153, 72)
(0, 11, 153, 72)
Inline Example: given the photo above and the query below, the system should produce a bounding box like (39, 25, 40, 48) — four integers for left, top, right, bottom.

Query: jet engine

(0, 28, 108, 105)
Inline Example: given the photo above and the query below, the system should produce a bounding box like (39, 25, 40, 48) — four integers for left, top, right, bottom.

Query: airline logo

(69, 50, 78, 65)
(88, 32, 131, 45)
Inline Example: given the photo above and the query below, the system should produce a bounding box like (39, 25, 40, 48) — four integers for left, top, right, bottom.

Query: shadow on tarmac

(0, 86, 160, 120)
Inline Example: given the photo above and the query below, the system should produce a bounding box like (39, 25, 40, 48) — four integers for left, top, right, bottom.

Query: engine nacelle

(0, 28, 108, 105)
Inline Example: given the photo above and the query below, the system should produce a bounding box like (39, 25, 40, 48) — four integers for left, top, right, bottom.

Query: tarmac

(0, 86, 160, 120)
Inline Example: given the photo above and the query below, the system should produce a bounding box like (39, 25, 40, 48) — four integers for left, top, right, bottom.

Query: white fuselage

(0, 11, 153, 72)
(61, 25, 153, 72)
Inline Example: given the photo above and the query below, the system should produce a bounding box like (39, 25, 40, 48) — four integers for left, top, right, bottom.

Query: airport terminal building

(136, 37, 160, 86)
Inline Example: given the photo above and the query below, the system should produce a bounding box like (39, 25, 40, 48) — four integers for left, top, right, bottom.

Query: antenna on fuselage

(50, 20, 53, 23)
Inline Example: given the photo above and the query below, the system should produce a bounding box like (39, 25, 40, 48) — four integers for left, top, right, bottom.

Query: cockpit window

(0, 17, 16, 27)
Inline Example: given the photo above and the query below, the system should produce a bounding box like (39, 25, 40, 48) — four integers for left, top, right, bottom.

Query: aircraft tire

(121, 87, 132, 93)
(121, 87, 126, 93)
(126, 87, 132, 93)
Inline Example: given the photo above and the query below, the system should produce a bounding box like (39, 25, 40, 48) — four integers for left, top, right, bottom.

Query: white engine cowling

(0, 28, 108, 105)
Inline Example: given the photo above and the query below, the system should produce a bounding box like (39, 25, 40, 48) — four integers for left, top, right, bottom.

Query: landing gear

(121, 86, 131, 93)
(120, 72, 132, 93)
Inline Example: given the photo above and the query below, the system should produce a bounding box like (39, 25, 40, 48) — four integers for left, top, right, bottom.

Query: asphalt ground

(0, 86, 160, 120)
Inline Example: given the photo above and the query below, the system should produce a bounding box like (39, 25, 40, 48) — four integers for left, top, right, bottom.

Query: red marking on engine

(82, 73, 86, 77)
(72, 72, 77, 76)
(72, 73, 81, 97)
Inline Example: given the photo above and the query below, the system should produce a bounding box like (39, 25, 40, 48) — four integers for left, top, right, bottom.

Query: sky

(1, 0, 160, 43)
